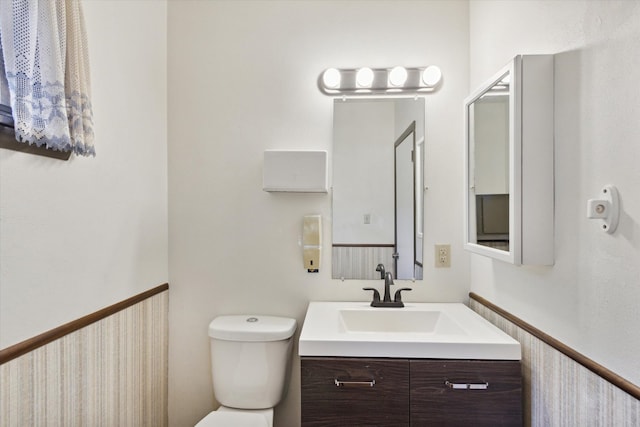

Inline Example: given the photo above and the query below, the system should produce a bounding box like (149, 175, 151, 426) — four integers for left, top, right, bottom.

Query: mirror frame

(464, 59, 522, 264)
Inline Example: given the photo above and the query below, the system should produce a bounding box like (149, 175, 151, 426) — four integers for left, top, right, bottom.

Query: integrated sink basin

(299, 302, 521, 360)
(339, 309, 465, 334)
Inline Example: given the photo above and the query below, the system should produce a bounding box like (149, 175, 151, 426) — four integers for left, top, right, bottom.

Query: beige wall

(167, 1, 470, 425)
(469, 0, 640, 388)
(0, 1, 169, 349)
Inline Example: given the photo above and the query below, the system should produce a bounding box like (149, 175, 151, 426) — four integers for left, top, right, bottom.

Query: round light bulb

(356, 67, 374, 87)
(421, 65, 442, 86)
(322, 68, 341, 89)
(388, 66, 408, 87)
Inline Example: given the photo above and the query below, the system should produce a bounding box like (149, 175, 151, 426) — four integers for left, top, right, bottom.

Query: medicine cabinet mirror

(332, 98, 425, 280)
(464, 55, 554, 265)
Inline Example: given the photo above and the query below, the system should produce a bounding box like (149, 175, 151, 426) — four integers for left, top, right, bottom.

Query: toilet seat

(195, 411, 269, 427)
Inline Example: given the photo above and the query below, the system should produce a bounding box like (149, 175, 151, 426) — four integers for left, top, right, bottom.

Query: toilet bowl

(195, 407, 271, 427)
(194, 314, 297, 427)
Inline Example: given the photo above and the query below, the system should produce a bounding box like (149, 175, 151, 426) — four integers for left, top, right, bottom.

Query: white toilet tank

(208, 315, 297, 409)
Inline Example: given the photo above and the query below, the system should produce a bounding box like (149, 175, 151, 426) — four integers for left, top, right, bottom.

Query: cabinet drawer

(410, 360, 522, 427)
(301, 357, 410, 427)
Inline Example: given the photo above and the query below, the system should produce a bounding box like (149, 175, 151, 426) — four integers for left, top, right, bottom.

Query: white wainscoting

(1, 288, 168, 426)
(470, 296, 640, 427)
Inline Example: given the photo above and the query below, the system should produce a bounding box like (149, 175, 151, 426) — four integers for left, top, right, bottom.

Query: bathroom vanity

(299, 302, 523, 426)
(301, 357, 521, 426)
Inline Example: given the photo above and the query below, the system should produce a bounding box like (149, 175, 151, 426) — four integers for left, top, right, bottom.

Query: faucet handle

(393, 288, 412, 303)
(363, 287, 381, 303)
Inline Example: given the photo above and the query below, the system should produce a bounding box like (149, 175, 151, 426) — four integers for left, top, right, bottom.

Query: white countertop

(298, 302, 521, 360)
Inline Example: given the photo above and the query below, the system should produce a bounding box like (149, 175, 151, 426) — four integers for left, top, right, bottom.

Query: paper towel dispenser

(263, 150, 328, 192)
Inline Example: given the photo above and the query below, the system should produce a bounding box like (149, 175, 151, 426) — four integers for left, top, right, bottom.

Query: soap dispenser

(303, 215, 321, 273)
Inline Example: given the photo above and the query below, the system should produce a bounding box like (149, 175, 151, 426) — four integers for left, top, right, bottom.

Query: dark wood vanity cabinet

(410, 359, 522, 426)
(301, 357, 522, 427)
(301, 357, 410, 426)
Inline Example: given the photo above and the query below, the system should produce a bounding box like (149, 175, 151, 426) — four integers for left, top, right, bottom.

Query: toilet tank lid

(209, 315, 297, 342)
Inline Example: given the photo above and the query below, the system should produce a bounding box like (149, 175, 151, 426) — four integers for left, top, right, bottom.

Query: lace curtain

(0, 0, 94, 156)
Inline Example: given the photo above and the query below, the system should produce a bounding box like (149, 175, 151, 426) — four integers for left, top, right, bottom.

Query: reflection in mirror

(332, 98, 425, 280)
(395, 122, 416, 278)
(467, 72, 510, 252)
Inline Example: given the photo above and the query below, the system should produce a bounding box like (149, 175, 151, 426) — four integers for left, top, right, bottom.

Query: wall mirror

(332, 98, 425, 280)
(465, 69, 513, 260)
(464, 55, 554, 265)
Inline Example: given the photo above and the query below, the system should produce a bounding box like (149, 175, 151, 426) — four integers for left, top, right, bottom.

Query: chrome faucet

(363, 266, 412, 308)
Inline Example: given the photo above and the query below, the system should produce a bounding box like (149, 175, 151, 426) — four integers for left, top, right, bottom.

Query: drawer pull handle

(445, 380, 489, 390)
(334, 379, 376, 388)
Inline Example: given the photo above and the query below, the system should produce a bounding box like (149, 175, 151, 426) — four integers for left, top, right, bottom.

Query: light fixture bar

(319, 66, 442, 96)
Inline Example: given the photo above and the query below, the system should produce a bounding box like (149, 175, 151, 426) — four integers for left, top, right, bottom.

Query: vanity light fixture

(356, 67, 374, 88)
(388, 66, 408, 87)
(322, 68, 341, 89)
(318, 65, 442, 96)
(422, 65, 443, 86)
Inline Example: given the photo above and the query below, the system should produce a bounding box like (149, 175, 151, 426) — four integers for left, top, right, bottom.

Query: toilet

(195, 314, 297, 427)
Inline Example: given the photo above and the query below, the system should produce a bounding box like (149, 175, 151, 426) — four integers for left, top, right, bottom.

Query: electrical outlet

(435, 244, 451, 268)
